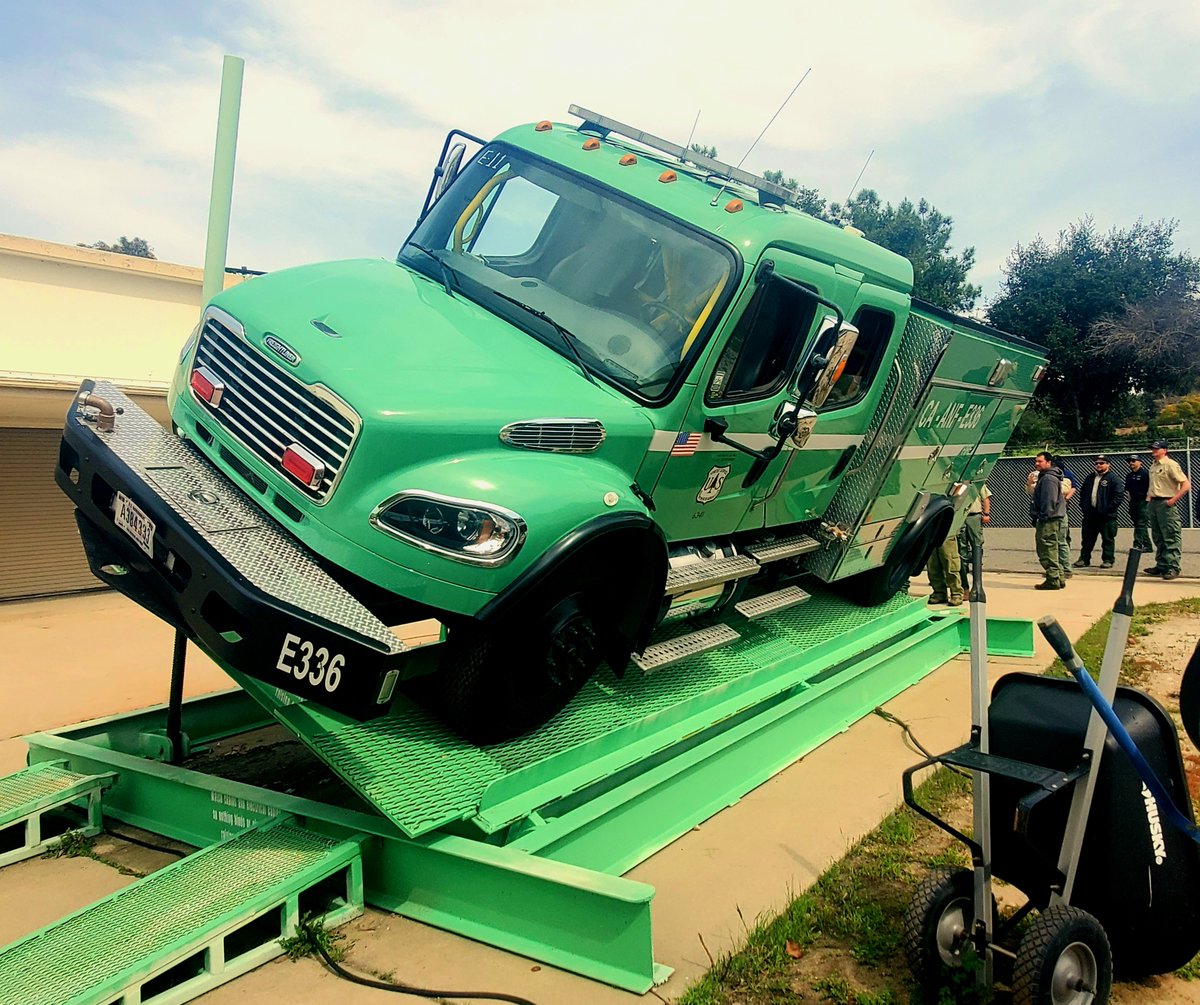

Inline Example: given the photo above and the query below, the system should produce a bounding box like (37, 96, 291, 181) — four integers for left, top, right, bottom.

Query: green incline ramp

(0, 817, 363, 1005)
(230, 589, 938, 838)
(0, 762, 113, 868)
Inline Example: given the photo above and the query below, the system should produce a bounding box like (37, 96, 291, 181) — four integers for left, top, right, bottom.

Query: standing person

(1075, 455, 1123, 569)
(1030, 451, 1067, 590)
(927, 530, 964, 606)
(1145, 439, 1191, 581)
(959, 483, 991, 597)
(1058, 458, 1078, 578)
(1125, 454, 1152, 552)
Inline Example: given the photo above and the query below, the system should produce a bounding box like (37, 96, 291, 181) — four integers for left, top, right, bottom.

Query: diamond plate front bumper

(56, 379, 412, 720)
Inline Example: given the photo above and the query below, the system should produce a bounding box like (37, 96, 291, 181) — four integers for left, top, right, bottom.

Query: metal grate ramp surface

(231, 589, 935, 839)
(0, 818, 363, 1005)
(0, 762, 113, 868)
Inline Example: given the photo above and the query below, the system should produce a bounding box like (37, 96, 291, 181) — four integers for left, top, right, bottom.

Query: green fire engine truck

(58, 106, 1046, 743)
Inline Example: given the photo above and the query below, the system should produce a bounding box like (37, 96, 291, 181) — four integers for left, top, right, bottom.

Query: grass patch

(1046, 596, 1200, 681)
(279, 913, 348, 964)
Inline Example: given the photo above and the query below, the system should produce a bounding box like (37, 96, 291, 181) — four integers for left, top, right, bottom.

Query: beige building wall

(0, 232, 251, 599)
(0, 232, 248, 428)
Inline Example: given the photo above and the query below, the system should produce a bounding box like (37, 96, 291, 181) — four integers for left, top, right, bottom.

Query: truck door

(649, 255, 831, 541)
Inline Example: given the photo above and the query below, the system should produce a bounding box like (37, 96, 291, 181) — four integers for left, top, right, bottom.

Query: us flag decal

(671, 432, 702, 456)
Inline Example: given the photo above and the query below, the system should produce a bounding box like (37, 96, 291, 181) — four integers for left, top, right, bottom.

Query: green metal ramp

(229, 590, 946, 838)
(0, 762, 114, 868)
(0, 817, 364, 1005)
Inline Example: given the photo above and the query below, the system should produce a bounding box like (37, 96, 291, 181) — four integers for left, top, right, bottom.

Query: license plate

(113, 491, 156, 558)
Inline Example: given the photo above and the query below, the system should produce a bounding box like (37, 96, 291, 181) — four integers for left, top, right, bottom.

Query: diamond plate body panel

(73, 382, 403, 655)
(0, 822, 350, 1005)
(0, 765, 90, 824)
(804, 314, 953, 580)
(286, 588, 924, 838)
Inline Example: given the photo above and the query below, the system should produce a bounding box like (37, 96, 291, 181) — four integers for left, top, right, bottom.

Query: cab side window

(708, 281, 815, 402)
(820, 306, 894, 410)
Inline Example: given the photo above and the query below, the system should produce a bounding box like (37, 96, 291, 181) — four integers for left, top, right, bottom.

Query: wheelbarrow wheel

(1013, 905, 1112, 1005)
(904, 867, 986, 995)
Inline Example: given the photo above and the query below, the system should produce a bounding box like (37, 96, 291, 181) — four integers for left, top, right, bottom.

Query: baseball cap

(1128, 453, 1141, 461)
(1150, 439, 1169, 450)
(1094, 454, 1108, 462)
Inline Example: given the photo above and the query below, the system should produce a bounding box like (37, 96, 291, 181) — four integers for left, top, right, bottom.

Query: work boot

(1145, 567, 1164, 576)
(946, 594, 964, 606)
(1072, 558, 1089, 568)
(928, 593, 947, 604)
(1064, 569, 1074, 578)
(1100, 561, 1114, 569)
(1163, 570, 1180, 581)
(1034, 580, 1061, 590)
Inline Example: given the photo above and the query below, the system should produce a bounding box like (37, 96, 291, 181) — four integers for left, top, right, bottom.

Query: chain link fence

(988, 441, 1196, 529)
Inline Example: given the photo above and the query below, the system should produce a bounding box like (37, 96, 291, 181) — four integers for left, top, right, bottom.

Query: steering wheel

(640, 300, 689, 330)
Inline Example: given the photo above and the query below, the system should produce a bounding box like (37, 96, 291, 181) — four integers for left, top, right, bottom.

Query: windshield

(400, 143, 737, 399)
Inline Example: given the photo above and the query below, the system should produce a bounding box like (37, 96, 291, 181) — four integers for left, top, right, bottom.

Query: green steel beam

(958, 615, 1036, 657)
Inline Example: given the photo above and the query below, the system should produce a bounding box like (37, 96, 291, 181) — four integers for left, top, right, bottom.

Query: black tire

(438, 592, 602, 745)
(904, 867, 981, 996)
(1012, 905, 1112, 1005)
(843, 510, 950, 607)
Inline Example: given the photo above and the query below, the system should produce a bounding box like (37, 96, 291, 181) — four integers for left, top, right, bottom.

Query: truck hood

(208, 258, 657, 467)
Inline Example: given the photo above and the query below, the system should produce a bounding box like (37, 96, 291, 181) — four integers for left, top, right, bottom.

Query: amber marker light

(535, 120, 552, 132)
(724, 199, 744, 213)
(619, 153, 637, 165)
(658, 170, 677, 183)
(582, 137, 601, 150)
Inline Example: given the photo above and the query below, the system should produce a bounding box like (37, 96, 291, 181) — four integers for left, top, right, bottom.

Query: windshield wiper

(405, 242, 458, 298)
(490, 291, 597, 386)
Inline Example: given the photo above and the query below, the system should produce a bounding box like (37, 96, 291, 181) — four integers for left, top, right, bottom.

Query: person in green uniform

(959, 483, 990, 596)
(927, 531, 964, 606)
(1029, 452, 1067, 590)
(1144, 439, 1191, 581)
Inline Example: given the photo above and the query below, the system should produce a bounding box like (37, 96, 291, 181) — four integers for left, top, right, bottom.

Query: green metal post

(201, 54, 245, 306)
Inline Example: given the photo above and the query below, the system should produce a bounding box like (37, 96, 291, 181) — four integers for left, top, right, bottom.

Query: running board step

(664, 554, 760, 595)
(633, 624, 741, 673)
(0, 817, 364, 1005)
(735, 585, 812, 620)
(0, 762, 115, 869)
(743, 533, 821, 563)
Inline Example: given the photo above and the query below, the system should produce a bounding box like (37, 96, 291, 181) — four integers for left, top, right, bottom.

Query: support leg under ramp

(0, 762, 114, 869)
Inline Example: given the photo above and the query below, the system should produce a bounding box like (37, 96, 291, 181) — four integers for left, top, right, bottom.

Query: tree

(988, 218, 1200, 441)
(828, 190, 980, 312)
(690, 142, 718, 160)
(79, 236, 156, 259)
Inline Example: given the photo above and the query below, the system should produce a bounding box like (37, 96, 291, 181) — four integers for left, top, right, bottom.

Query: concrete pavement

(2, 570, 1199, 1003)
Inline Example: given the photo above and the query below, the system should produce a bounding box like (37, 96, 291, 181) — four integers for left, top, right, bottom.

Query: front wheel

(904, 867, 983, 996)
(437, 593, 602, 745)
(1012, 906, 1112, 1005)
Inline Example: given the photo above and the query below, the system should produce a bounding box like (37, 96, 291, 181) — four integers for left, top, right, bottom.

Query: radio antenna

(711, 69, 810, 206)
(684, 108, 701, 156)
(843, 148, 875, 208)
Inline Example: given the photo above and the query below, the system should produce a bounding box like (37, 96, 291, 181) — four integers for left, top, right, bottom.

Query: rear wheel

(843, 511, 950, 607)
(1012, 905, 1111, 1005)
(438, 592, 603, 745)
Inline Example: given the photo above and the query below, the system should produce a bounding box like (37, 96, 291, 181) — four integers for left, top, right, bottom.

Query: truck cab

(58, 106, 1045, 743)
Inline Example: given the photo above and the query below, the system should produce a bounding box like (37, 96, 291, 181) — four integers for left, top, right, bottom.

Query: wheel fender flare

(476, 512, 668, 662)
(892, 494, 955, 571)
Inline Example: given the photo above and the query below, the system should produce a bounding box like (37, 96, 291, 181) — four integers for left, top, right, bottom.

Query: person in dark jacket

(1030, 451, 1067, 589)
(1125, 454, 1152, 551)
(1074, 455, 1124, 568)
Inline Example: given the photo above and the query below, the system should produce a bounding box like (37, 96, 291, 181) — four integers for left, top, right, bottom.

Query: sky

(2, 0, 1198, 307)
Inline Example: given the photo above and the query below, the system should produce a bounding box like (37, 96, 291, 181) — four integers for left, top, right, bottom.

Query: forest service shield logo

(697, 465, 731, 504)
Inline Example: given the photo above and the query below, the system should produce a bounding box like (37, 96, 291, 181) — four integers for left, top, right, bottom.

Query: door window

(708, 280, 815, 403)
(820, 306, 894, 410)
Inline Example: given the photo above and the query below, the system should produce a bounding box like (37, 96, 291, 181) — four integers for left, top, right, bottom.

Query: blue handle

(1068, 664, 1200, 843)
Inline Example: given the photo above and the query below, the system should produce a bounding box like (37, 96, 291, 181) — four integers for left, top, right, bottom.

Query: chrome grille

(192, 315, 359, 502)
(499, 419, 605, 453)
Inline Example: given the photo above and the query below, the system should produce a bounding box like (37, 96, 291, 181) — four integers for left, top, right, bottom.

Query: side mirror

(807, 321, 859, 408)
(431, 142, 467, 204)
(790, 316, 860, 407)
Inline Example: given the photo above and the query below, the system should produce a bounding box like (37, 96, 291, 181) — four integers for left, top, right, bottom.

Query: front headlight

(370, 492, 526, 566)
